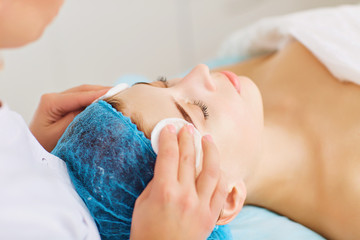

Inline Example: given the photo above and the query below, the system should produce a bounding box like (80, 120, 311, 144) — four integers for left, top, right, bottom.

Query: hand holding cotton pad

(56, 82, 232, 239)
(151, 118, 203, 170)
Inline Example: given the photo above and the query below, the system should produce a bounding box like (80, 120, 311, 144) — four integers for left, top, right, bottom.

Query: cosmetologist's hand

(30, 84, 111, 152)
(130, 124, 227, 240)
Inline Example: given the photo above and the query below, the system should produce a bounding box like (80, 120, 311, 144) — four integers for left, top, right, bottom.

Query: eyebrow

(133, 81, 196, 127)
(172, 98, 196, 127)
(133, 82, 151, 86)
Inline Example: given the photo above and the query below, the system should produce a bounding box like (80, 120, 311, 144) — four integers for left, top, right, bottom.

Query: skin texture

(0, 0, 64, 48)
(112, 64, 263, 224)
(29, 85, 111, 152)
(115, 41, 360, 239)
(131, 125, 228, 240)
(0, 1, 228, 238)
(215, 40, 360, 240)
(7, 0, 357, 238)
(0, 0, 113, 151)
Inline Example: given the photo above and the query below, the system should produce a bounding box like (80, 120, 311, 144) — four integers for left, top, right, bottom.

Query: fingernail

(203, 134, 213, 142)
(167, 124, 176, 133)
(186, 124, 194, 135)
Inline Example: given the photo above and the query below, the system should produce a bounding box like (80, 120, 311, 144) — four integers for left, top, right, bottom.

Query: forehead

(118, 83, 183, 135)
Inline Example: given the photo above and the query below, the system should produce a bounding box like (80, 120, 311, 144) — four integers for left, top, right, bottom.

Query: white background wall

(1, 0, 359, 122)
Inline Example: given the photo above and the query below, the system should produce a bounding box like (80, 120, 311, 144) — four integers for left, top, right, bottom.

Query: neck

(214, 40, 323, 218)
(244, 119, 316, 212)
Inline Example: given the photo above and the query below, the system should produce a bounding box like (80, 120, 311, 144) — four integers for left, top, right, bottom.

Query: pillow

(229, 206, 325, 239)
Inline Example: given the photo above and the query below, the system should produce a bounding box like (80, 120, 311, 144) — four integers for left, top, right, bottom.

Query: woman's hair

(104, 95, 149, 138)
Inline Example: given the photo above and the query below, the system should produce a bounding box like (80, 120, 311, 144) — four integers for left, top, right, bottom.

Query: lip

(220, 71, 241, 94)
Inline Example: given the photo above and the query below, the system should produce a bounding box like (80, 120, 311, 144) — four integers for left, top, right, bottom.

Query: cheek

(239, 104, 263, 149)
(242, 77, 264, 127)
(211, 104, 262, 167)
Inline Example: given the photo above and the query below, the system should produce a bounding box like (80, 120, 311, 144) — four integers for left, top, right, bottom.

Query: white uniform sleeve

(0, 104, 100, 240)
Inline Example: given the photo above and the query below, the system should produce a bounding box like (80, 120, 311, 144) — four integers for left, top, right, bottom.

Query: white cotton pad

(97, 83, 129, 101)
(151, 118, 203, 169)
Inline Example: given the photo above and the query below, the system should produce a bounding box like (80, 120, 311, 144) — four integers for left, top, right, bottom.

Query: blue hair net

(52, 100, 232, 240)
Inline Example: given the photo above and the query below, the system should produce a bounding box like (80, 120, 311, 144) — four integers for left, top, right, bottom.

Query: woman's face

(0, 0, 64, 48)
(119, 64, 264, 180)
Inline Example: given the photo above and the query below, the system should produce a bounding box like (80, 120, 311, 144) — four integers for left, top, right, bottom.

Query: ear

(216, 180, 247, 225)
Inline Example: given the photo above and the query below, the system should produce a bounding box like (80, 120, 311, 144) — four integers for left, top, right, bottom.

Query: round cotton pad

(151, 118, 203, 169)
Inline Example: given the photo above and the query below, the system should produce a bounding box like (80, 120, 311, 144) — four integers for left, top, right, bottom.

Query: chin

(0, 0, 64, 48)
(10, 28, 45, 48)
(2, 16, 51, 48)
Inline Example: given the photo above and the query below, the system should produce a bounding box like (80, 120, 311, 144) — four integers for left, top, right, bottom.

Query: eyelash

(157, 76, 210, 120)
(192, 100, 209, 119)
(157, 76, 169, 87)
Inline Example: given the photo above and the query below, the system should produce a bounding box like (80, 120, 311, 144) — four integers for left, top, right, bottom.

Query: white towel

(219, 4, 360, 85)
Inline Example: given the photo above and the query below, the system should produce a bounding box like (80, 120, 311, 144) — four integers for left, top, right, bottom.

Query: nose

(186, 64, 217, 92)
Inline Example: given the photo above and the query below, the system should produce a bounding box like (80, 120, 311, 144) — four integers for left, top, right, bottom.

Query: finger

(153, 125, 179, 183)
(177, 125, 196, 186)
(61, 84, 111, 94)
(53, 89, 109, 115)
(210, 173, 227, 222)
(196, 135, 221, 201)
(53, 109, 82, 133)
(43, 109, 82, 152)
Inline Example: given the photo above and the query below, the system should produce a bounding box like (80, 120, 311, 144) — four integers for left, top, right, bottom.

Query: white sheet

(219, 4, 360, 85)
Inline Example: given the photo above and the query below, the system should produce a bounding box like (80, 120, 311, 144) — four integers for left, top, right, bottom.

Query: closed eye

(133, 78, 209, 127)
(155, 78, 210, 119)
(192, 100, 209, 119)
